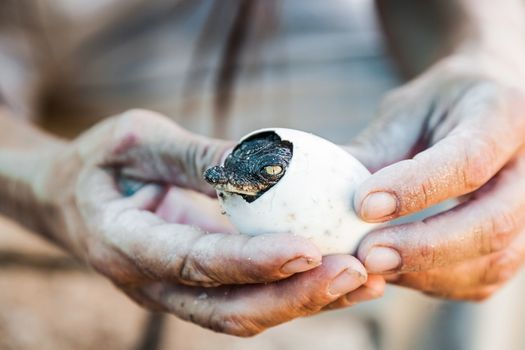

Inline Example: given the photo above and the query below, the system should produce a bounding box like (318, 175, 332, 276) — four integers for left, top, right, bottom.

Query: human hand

(348, 54, 525, 301)
(35, 109, 379, 335)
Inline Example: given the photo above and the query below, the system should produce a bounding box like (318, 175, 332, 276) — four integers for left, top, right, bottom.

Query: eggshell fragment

(217, 128, 377, 255)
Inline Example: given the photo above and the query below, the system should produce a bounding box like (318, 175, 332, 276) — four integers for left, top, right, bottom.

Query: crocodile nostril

(203, 166, 228, 185)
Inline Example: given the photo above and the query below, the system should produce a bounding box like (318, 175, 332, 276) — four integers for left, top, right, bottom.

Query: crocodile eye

(263, 165, 283, 176)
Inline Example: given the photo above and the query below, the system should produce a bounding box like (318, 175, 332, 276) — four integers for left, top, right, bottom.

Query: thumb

(175, 129, 234, 195)
(99, 109, 234, 196)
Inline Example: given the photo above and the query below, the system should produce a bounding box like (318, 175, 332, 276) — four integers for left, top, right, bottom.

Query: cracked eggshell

(218, 128, 378, 255)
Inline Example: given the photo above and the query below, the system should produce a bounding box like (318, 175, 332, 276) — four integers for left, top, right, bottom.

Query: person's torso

(21, 0, 400, 141)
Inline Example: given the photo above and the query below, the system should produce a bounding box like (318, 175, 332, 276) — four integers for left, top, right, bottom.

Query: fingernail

(281, 257, 321, 274)
(365, 247, 401, 274)
(329, 268, 367, 296)
(360, 192, 397, 220)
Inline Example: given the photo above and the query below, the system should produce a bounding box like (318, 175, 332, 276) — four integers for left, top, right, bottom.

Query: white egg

(217, 128, 377, 255)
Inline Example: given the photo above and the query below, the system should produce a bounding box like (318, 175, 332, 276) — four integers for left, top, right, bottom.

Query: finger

(99, 109, 233, 196)
(124, 224, 323, 287)
(113, 172, 235, 232)
(322, 275, 385, 311)
(354, 93, 525, 222)
(155, 186, 236, 233)
(390, 228, 525, 294)
(346, 67, 485, 173)
(423, 285, 500, 302)
(358, 156, 525, 274)
(77, 167, 168, 212)
(117, 175, 149, 197)
(79, 169, 324, 286)
(140, 255, 367, 336)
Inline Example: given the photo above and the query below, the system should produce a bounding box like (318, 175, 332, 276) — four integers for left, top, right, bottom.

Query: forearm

(377, 0, 525, 79)
(0, 106, 66, 240)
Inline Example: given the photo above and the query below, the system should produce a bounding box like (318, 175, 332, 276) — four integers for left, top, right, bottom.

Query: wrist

(32, 141, 82, 252)
(0, 139, 72, 245)
(0, 107, 79, 248)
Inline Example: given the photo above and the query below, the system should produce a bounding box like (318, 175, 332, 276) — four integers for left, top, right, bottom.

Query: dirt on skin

(0, 216, 375, 350)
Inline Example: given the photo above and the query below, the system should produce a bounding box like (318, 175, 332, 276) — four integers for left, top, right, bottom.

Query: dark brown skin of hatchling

(203, 131, 293, 203)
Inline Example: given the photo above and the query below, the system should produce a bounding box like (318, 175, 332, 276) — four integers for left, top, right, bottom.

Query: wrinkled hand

(348, 54, 525, 301)
(38, 109, 381, 336)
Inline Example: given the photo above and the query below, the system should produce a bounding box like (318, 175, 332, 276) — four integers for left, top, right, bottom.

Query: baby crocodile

(204, 131, 293, 203)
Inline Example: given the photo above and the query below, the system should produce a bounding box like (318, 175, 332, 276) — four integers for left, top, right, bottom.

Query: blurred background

(1, 0, 525, 349)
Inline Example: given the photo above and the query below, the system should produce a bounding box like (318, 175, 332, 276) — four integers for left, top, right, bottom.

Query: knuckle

(297, 303, 322, 316)
(178, 252, 216, 286)
(119, 108, 163, 124)
(109, 112, 148, 153)
(179, 254, 198, 281)
(404, 158, 451, 213)
(297, 297, 326, 315)
(334, 297, 353, 309)
(461, 135, 498, 191)
(290, 288, 333, 316)
(177, 235, 220, 285)
(485, 211, 517, 253)
(484, 250, 519, 284)
(416, 271, 438, 292)
(209, 311, 262, 337)
(112, 109, 171, 142)
(405, 224, 439, 271)
(455, 80, 514, 191)
(113, 109, 148, 130)
(417, 178, 435, 210)
(492, 266, 515, 286)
